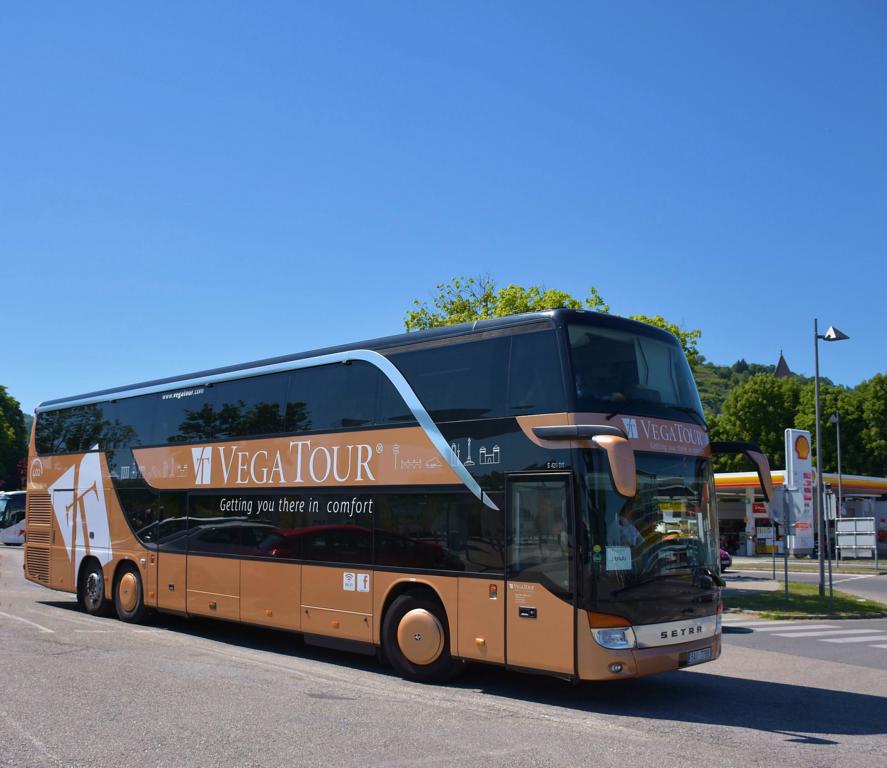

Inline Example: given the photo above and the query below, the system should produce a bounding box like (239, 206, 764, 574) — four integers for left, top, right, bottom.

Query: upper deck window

(567, 323, 703, 419)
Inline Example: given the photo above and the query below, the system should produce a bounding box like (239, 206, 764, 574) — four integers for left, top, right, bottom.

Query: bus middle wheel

(382, 593, 462, 683)
(114, 563, 147, 623)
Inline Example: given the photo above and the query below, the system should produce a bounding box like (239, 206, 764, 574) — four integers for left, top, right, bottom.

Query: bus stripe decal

(36, 349, 499, 511)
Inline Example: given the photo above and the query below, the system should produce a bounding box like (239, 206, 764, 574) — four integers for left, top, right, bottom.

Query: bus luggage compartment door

(505, 475, 574, 675)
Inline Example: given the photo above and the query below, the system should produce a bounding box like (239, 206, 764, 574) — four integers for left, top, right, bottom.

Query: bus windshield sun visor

(533, 425, 637, 498)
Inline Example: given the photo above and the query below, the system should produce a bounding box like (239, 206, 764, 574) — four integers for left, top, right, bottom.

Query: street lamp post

(829, 411, 843, 556)
(829, 412, 843, 519)
(813, 319, 849, 597)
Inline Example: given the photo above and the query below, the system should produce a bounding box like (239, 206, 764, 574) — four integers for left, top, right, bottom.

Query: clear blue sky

(2, 2, 885, 414)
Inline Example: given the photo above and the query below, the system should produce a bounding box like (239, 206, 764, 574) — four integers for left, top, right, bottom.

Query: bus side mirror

(711, 441, 774, 503)
(592, 435, 637, 499)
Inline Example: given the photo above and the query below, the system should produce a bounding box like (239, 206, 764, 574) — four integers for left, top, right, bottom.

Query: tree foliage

(711, 373, 887, 476)
(709, 374, 802, 471)
(856, 375, 887, 472)
(628, 314, 702, 369)
(0, 385, 27, 490)
(404, 276, 703, 363)
(404, 276, 611, 331)
(694, 359, 789, 418)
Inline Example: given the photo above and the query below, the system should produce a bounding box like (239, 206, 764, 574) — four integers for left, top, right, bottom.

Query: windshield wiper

(667, 405, 708, 431)
(612, 573, 685, 595)
(697, 566, 725, 587)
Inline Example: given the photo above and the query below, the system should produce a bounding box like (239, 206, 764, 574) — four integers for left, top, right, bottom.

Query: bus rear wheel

(78, 560, 112, 617)
(114, 563, 148, 623)
(382, 593, 462, 683)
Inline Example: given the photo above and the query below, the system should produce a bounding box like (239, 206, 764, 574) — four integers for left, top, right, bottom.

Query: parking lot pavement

(2, 546, 887, 768)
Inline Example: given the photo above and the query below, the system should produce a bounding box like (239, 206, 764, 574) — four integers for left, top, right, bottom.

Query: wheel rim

(396, 608, 444, 665)
(84, 569, 104, 611)
(118, 572, 139, 613)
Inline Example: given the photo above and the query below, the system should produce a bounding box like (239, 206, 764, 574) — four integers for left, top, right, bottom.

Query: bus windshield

(583, 451, 719, 622)
(568, 323, 703, 419)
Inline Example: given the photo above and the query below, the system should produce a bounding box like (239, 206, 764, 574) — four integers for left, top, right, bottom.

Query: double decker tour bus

(24, 310, 772, 682)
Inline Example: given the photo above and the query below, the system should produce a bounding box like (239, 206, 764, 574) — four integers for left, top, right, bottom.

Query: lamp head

(823, 326, 849, 342)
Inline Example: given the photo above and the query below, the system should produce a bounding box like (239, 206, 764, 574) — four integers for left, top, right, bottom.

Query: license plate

(687, 647, 712, 666)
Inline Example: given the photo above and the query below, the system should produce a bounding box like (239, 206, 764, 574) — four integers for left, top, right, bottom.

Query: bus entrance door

(505, 474, 575, 676)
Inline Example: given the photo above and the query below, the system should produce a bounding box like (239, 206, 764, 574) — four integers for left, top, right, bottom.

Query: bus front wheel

(114, 563, 148, 623)
(382, 593, 462, 683)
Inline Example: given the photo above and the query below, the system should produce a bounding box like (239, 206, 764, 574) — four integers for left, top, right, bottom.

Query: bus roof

(37, 309, 677, 410)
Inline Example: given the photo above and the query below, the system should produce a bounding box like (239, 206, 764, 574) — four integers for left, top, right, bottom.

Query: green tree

(404, 276, 610, 330)
(709, 374, 803, 471)
(628, 314, 702, 369)
(855, 374, 887, 475)
(793, 380, 868, 476)
(0, 385, 28, 490)
(404, 276, 702, 363)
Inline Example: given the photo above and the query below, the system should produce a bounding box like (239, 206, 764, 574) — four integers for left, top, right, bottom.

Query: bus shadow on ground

(464, 665, 886, 743)
(39, 599, 389, 676)
(38, 599, 886, 743)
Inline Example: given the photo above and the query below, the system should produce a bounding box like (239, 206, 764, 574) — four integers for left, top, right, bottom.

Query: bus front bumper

(577, 614, 722, 681)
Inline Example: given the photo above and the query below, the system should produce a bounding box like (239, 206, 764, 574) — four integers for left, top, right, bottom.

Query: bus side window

(507, 332, 567, 415)
(114, 395, 158, 447)
(387, 337, 507, 422)
(35, 404, 112, 454)
(286, 362, 384, 433)
(213, 373, 288, 439)
(508, 479, 572, 594)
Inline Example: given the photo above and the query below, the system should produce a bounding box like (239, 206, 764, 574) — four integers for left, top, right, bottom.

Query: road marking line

(197, 645, 309, 680)
(819, 635, 887, 644)
(27, 608, 102, 627)
(0, 611, 55, 633)
(773, 628, 882, 638)
(831, 575, 874, 583)
(722, 620, 808, 627)
(751, 624, 837, 632)
(872, 644, 887, 649)
(0, 709, 62, 765)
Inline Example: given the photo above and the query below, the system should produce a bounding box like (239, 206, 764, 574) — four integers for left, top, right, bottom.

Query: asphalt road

(723, 614, 887, 670)
(2, 546, 886, 768)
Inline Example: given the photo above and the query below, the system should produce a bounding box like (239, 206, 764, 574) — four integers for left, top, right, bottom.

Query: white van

(0, 491, 26, 545)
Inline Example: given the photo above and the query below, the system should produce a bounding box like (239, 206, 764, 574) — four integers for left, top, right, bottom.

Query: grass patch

(732, 562, 885, 576)
(725, 581, 887, 619)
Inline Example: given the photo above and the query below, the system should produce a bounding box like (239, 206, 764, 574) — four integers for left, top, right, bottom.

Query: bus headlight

(592, 627, 636, 650)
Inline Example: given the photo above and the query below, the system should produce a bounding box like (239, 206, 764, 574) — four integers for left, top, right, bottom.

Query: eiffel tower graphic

(464, 437, 475, 467)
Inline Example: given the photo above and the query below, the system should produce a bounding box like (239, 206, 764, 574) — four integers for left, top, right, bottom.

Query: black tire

(382, 593, 462, 683)
(78, 560, 113, 617)
(113, 563, 148, 623)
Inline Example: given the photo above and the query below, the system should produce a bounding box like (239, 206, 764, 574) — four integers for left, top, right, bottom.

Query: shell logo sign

(785, 428, 814, 551)
(794, 434, 810, 460)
